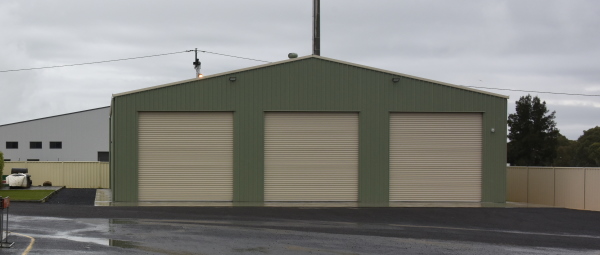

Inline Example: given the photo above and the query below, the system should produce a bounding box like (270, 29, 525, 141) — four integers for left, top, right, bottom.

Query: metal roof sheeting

(112, 55, 508, 99)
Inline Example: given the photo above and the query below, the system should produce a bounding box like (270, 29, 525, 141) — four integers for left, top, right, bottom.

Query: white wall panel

(0, 107, 109, 161)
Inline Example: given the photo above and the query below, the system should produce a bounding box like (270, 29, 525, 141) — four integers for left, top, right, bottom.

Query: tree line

(507, 94, 600, 167)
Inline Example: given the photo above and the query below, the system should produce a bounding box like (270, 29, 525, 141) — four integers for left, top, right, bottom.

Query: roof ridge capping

(112, 55, 509, 99)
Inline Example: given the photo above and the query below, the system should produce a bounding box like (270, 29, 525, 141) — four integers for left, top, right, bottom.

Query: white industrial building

(0, 106, 109, 162)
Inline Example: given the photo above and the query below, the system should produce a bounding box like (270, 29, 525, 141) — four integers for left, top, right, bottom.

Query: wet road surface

(2, 189, 600, 254)
(5, 212, 600, 255)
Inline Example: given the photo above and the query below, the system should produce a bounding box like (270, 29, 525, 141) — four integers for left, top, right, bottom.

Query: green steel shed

(110, 55, 508, 205)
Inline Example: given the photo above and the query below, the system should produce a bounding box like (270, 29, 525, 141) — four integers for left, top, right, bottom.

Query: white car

(6, 168, 32, 189)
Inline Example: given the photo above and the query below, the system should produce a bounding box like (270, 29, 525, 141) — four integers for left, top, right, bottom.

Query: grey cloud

(0, 0, 599, 141)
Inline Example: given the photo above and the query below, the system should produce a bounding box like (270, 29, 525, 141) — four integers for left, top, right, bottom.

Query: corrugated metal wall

(111, 56, 508, 203)
(528, 167, 555, 206)
(0, 107, 109, 161)
(4, 161, 109, 188)
(555, 168, 585, 209)
(506, 166, 600, 211)
(506, 167, 528, 203)
(585, 169, 600, 211)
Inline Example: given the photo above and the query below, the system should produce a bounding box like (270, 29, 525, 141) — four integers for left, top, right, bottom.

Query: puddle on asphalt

(109, 239, 198, 255)
(12, 216, 194, 254)
(232, 246, 270, 253)
(109, 219, 140, 225)
(56, 235, 110, 246)
(10, 216, 112, 246)
(109, 239, 138, 248)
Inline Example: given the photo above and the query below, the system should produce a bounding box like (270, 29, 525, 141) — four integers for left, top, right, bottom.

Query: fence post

(61, 161, 65, 188)
(584, 168, 587, 210)
(526, 166, 529, 204)
(553, 167, 556, 207)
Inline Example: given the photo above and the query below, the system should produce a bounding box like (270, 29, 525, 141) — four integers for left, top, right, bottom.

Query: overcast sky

(1, 0, 599, 140)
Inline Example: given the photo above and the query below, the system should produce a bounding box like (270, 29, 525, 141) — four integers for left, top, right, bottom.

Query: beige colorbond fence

(3, 162, 109, 188)
(2, 163, 598, 205)
(507, 166, 600, 211)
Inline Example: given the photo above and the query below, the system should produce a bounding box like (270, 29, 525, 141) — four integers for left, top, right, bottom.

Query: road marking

(11, 232, 35, 255)
(389, 224, 600, 239)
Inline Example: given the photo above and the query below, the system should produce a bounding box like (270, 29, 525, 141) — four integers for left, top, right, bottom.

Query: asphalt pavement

(3, 188, 600, 254)
(44, 188, 96, 205)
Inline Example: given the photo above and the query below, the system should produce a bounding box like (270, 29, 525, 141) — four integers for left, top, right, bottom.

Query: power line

(466, 85, 600, 97)
(2, 51, 596, 97)
(0, 51, 189, 73)
(189, 49, 271, 63)
(0, 50, 271, 73)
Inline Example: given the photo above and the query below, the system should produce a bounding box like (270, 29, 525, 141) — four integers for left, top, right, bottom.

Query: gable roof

(112, 55, 509, 99)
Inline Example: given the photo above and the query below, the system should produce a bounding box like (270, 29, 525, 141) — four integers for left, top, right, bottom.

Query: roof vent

(288, 53, 298, 59)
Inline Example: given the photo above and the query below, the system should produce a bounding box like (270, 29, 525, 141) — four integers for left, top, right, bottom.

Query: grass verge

(0, 190, 55, 201)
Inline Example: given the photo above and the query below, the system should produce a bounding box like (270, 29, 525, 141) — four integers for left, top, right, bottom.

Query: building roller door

(264, 112, 358, 201)
(390, 113, 482, 201)
(138, 112, 233, 201)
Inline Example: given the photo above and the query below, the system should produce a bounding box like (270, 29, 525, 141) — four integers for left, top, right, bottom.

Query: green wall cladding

(110, 57, 508, 204)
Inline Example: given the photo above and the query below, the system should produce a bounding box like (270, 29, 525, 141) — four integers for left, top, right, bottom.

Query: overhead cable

(465, 85, 600, 97)
(1, 50, 596, 97)
(188, 49, 271, 63)
(0, 51, 189, 73)
(0, 50, 271, 73)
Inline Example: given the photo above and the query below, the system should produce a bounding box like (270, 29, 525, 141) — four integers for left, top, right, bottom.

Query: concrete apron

(95, 189, 552, 208)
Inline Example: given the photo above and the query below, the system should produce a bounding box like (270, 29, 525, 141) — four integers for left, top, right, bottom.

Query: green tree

(575, 126, 600, 167)
(553, 133, 577, 166)
(507, 95, 559, 166)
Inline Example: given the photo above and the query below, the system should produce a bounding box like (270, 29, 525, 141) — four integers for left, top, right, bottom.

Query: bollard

(0, 197, 13, 248)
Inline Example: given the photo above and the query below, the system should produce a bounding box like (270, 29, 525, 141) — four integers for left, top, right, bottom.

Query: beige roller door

(390, 113, 482, 201)
(264, 112, 358, 201)
(138, 112, 233, 201)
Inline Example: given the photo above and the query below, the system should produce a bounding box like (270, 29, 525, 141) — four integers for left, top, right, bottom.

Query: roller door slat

(390, 113, 482, 202)
(264, 112, 358, 201)
(138, 112, 233, 202)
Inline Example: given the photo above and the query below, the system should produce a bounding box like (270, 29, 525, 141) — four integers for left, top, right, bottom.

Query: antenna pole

(193, 48, 201, 78)
(313, 0, 320, 56)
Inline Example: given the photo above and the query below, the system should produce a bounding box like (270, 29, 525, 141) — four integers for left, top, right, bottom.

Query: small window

(27, 159, 39, 162)
(6, 142, 18, 149)
(30, 141, 42, 149)
(50, 141, 62, 149)
(98, 151, 109, 162)
(3, 159, 10, 162)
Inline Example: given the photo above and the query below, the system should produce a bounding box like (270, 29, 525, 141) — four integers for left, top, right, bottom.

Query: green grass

(0, 190, 55, 201)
